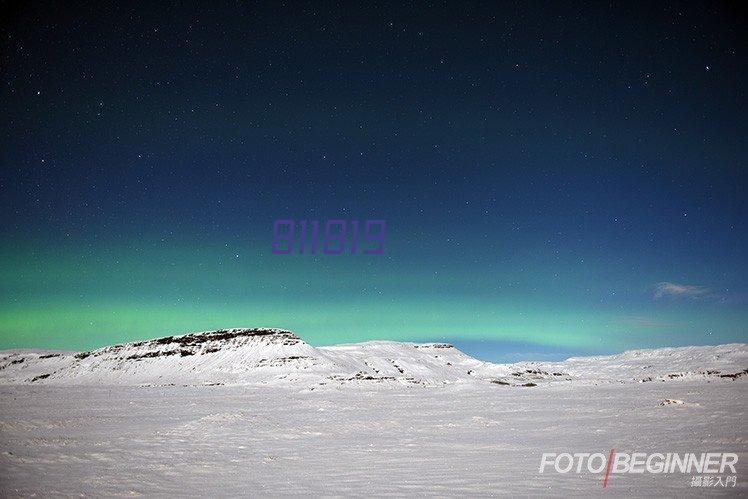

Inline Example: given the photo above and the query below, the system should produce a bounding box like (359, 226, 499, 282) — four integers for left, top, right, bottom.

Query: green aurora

(1, 237, 744, 357)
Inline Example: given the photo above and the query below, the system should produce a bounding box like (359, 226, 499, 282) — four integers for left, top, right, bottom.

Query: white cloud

(653, 282, 710, 299)
(620, 316, 675, 328)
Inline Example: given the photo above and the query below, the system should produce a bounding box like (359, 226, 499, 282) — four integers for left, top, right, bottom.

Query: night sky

(1, 2, 746, 361)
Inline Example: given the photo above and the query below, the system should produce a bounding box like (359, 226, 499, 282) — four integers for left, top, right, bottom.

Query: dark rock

(490, 379, 510, 385)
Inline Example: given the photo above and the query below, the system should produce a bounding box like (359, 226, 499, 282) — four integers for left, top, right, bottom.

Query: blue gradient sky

(0, 2, 746, 360)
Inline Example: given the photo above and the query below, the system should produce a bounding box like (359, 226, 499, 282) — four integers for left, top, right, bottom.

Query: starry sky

(0, 2, 746, 361)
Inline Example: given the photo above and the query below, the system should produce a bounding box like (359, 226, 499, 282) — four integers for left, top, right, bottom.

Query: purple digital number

(298, 220, 307, 253)
(323, 220, 346, 254)
(363, 220, 385, 254)
(271, 219, 294, 254)
(310, 220, 319, 254)
(350, 220, 359, 254)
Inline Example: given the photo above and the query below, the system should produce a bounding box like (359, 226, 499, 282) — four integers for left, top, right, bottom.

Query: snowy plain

(0, 328, 746, 497)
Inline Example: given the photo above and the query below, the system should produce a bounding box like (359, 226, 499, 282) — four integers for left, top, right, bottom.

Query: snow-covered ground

(0, 329, 746, 496)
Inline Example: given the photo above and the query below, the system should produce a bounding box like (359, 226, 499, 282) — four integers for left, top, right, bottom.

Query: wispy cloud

(653, 282, 710, 300)
(620, 316, 675, 328)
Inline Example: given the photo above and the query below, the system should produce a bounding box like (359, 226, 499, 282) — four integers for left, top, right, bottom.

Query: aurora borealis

(1, 2, 746, 360)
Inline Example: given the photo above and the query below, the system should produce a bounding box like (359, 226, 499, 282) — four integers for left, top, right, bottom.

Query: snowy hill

(0, 328, 746, 387)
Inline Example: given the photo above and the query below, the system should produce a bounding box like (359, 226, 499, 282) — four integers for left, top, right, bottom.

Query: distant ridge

(0, 328, 746, 388)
